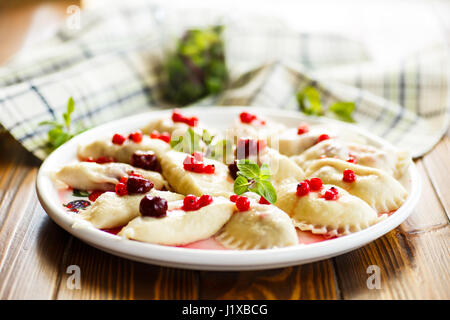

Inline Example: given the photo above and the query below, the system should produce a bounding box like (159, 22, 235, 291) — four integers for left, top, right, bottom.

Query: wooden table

(0, 0, 449, 300)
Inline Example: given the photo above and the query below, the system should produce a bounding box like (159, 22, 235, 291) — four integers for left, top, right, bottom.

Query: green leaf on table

(296, 86, 323, 116)
(328, 102, 356, 123)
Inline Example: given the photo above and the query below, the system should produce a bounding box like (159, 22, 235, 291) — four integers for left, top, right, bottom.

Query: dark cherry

(131, 151, 160, 172)
(228, 160, 239, 180)
(126, 176, 154, 194)
(139, 195, 168, 218)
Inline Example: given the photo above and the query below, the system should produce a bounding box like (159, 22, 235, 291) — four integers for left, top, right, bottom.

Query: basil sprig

(233, 159, 277, 204)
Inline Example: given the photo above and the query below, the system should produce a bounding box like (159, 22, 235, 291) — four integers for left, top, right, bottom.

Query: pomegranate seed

(129, 131, 143, 143)
(126, 176, 154, 194)
(186, 116, 198, 127)
(230, 194, 238, 202)
(159, 132, 171, 143)
(317, 134, 330, 143)
(259, 196, 270, 205)
(343, 169, 356, 183)
(140, 195, 167, 218)
(89, 190, 105, 202)
(203, 164, 215, 174)
(182, 195, 200, 211)
(115, 182, 128, 196)
(323, 187, 339, 200)
(172, 110, 184, 122)
(112, 133, 126, 145)
(297, 124, 309, 135)
(296, 181, 310, 197)
(236, 196, 251, 212)
(240, 112, 257, 124)
(199, 195, 213, 207)
(309, 177, 323, 191)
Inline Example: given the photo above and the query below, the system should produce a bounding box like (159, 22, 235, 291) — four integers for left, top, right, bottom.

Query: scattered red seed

(230, 194, 238, 202)
(239, 111, 257, 124)
(159, 132, 171, 143)
(296, 181, 310, 197)
(297, 123, 309, 135)
(323, 187, 339, 200)
(182, 195, 200, 211)
(317, 134, 330, 143)
(115, 182, 128, 196)
(347, 155, 357, 164)
(258, 196, 270, 205)
(183, 155, 215, 174)
(199, 195, 213, 207)
(112, 133, 126, 145)
(343, 169, 356, 183)
(171, 110, 198, 127)
(236, 196, 251, 212)
(129, 131, 143, 143)
(88, 190, 105, 202)
(309, 177, 323, 191)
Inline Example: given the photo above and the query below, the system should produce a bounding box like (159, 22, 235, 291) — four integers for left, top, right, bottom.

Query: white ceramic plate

(36, 107, 421, 271)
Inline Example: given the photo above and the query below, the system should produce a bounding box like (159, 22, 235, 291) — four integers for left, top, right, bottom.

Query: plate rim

(36, 106, 422, 271)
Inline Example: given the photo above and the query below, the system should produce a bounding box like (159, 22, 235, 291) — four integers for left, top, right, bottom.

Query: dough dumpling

(76, 189, 184, 229)
(276, 182, 380, 236)
(258, 147, 305, 185)
(119, 197, 235, 245)
(77, 135, 170, 163)
(55, 162, 168, 191)
(216, 202, 298, 250)
(292, 139, 410, 178)
(160, 150, 234, 197)
(305, 158, 408, 212)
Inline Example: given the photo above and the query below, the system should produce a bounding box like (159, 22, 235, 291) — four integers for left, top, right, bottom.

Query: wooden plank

(199, 260, 339, 300)
(333, 160, 449, 299)
(423, 136, 450, 219)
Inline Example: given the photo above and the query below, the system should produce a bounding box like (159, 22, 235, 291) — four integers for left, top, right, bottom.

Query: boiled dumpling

(118, 197, 235, 245)
(76, 189, 184, 229)
(160, 150, 234, 197)
(305, 158, 408, 212)
(276, 182, 380, 236)
(291, 139, 410, 178)
(215, 201, 298, 250)
(55, 161, 168, 191)
(77, 135, 170, 163)
(258, 147, 305, 185)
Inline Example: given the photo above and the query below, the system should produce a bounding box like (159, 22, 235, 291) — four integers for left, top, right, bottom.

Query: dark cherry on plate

(139, 195, 168, 218)
(126, 176, 154, 194)
(131, 151, 160, 172)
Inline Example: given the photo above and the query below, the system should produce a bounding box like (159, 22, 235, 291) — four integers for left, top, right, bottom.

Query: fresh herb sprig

(233, 159, 277, 204)
(39, 97, 86, 152)
(297, 85, 356, 123)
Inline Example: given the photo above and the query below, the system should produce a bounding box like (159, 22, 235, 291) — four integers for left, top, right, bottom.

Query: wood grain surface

(0, 0, 449, 300)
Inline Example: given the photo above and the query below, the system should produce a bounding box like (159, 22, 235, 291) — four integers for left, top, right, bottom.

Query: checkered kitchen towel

(0, 0, 448, 160)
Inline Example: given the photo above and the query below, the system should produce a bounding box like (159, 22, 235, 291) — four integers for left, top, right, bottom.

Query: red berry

(317, 134, 330, 143)
(236, 196, 251, 212)
(89, 190, 105, 202)
(129, 131, 143, 143)
(95, 156, 116, 164)
(192, 152, 203, 162)
(115, 182, 128, 196)
(128, 171, 143, 178)
(172, 110, 184, 122)
(193, 163, 205, 173)
(240, 112, 257, 124)
(259, 196, 270, 205)
(203, 164, 215, 174)
(186, 116, 198, 127)
(323, 187, 339, 200)
(347, 156, 357, 164)
(230, 194, 238, 202)
(182, 195, 200, 211)
(297, 124, 309, 135)
(131, 151, 160, 171)
(296, 181, 310, 197)
(159, 132, 171, 143)
(150, 131, 159, 139)
(140, 195, 167, 218)
(112, 133, 126, 145)
(199, 195, 213, 207)
(343, 169, 356, 183)
(309, 177, 323, 191)
(120, 176, 128, 183)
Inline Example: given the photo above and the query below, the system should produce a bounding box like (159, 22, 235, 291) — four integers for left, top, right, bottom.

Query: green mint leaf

(259, 163, 271, 180)
(236, 159, 260, 180)
(39, 120, 63, 127)
(234, 175, 249, 195)
(328, 102, 356, 123)
(67, 97, 75, 114)
(256, 180, 277, 204)
(73, 189, 89, 197)
(201, 129, 214, 145)
(297, 86, 323, 116)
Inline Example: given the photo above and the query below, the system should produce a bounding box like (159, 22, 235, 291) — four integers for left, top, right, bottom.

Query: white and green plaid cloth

(0, 0, 448, 160)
